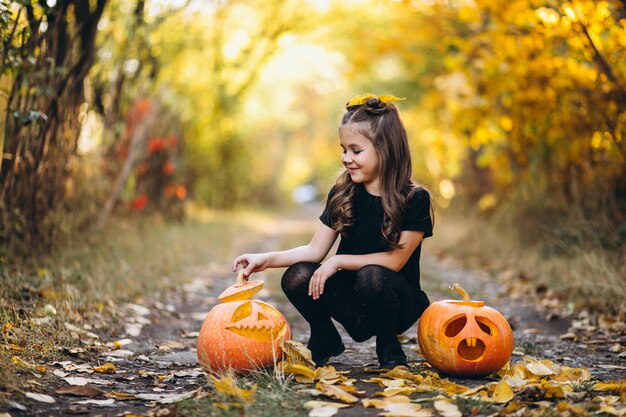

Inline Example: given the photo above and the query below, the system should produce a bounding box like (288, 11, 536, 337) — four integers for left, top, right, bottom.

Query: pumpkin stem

(234, 269, 246, 287)
(449, 283, 472, 302)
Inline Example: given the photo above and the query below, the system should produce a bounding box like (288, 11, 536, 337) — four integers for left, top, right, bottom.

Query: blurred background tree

(2, 0, 625, 305)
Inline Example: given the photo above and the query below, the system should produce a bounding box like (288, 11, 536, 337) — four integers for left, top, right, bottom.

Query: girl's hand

(309, 257, 340, 300)
(232, 253, 270, 278)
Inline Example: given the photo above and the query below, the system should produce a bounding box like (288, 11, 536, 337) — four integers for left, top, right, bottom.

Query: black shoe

(378, 356, 408, 369)
(376, 335, 407, 368)
(311, 342, 345, 367)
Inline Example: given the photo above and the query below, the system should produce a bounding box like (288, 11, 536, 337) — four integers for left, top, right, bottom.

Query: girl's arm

(232, 221, 338, 277)
(309, 230, 425, 299)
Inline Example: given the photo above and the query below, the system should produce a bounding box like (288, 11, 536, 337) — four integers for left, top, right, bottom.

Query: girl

(232, 94, 433, 368)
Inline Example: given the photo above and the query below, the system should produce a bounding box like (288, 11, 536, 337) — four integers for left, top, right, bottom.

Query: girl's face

(339, 124, 380, 195)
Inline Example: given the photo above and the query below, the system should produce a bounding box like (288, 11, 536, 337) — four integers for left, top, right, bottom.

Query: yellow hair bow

(345, 93, 405, 108)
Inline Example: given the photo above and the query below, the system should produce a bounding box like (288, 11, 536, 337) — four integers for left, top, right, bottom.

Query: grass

(178, 370, 309, 417)
(0, 207, 316, 391)
(453, 396, 498, 416)
(427, 200, 626, 314)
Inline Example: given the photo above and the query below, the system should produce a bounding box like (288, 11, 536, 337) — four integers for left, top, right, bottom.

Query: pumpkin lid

(445, 300, 486, 308)
(218, 270, 264, 302)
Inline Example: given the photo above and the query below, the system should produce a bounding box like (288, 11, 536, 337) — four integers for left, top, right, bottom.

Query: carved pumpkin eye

(444, 315, 466, 337)
(476, 316, 498, 336)
(231, 301, 253, 322)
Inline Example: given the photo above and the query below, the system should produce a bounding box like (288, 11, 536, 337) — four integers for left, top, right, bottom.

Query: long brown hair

(327, 97, 431, 249)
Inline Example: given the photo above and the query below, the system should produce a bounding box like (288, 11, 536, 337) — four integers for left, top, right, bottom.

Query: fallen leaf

(281, 362, 317, 381)
(11, 356, 45, 373)
(101, 349, 133, 358)
(375, 386, 419, 397)
(308, 406, 340, 417)
(281, 339, 316, 369)
(315, 382, 358, 404)
(211, 375, 256, 403)
(64, 323, 99, 339)
(525, 358, 556, 376)
(303, 400, 351, 409)
(593, 381, 626, 392)
(363, 395, 432, 416)
(490, 380, 515, 403)
(157, 340, 185, 351)
(25, 392, 55, 403)
(125, 323, 143, 337)
(105, 391, 136, 400)
(73, 399, 116, 407)
(93, 363, 116, 374)
(135, 389, 200, 404)
(304, 400, 351, 417)
(112, 338, 133, 348)
(433, 399, 462, 417)
(316, 366, 347, 381)
(55, 385, 104, 397)
(380, 366, 423, 382)
(63, 376, 113, 386)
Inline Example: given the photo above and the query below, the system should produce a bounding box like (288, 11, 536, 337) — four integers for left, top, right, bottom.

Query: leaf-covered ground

(1, 210, 624, 417)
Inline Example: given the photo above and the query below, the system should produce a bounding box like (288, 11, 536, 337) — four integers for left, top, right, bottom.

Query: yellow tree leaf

(280, 362, 316, 381)
(315, 382, 358, 404)
(210, 375, 256, 403)
(280, 339, 316, 369)
(490, 380, 515, 403)
(94, 363, 117, 374)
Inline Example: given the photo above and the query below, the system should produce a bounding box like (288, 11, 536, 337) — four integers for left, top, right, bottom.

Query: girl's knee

(355, 264, 389, 292)
(281, 262, 317, 295)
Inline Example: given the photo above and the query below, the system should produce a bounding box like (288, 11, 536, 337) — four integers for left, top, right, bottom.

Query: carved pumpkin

(417, 284, 514, 377)
(197, 298, 291, 373)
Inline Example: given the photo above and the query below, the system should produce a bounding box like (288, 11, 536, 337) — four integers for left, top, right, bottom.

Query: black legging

(281, 262, 430, 352)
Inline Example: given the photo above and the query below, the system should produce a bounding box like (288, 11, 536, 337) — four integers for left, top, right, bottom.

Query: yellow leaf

(211, 375, 256, 403)
(9, 344, 24, 352)
(346, 93, 403, 108)
(11, 356, 36, 371)
(375, 386, 418, 397)
(525, 358, 556, 376)
(490, 380, 515, 403)
(538, 379, 571, 399)
(303, 400, 351, 409)
(380, 367, 423, 382)
(437, 379, 471, 395)
(315, 382, 358, 404)
(94, 363, 117, 374)
(106, 392, 136, 400)
(364, 395, 432, 417)
(280, 362, 316, 380)
(280, 339, 316, 369)
(593, 381, 626, 392)
(316, 365, 345, 381)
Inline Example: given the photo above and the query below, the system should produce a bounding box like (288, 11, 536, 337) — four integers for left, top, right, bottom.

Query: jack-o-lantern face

(197, 299, 291, 373)
(225, 300, 288, 342)
(418, 287, 514, 377)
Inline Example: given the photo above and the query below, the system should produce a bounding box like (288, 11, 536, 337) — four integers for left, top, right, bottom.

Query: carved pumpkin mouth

(226, 323, 287, 342)
(224, 301, 288, 342)
(457, 337, 486, 361)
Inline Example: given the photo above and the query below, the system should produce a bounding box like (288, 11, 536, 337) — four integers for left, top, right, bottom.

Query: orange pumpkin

(417, 284, 514, 377)
(197, 299, 291, 373)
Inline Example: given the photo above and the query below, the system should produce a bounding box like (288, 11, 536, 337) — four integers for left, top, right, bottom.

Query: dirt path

(3, 211, 625, 416)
